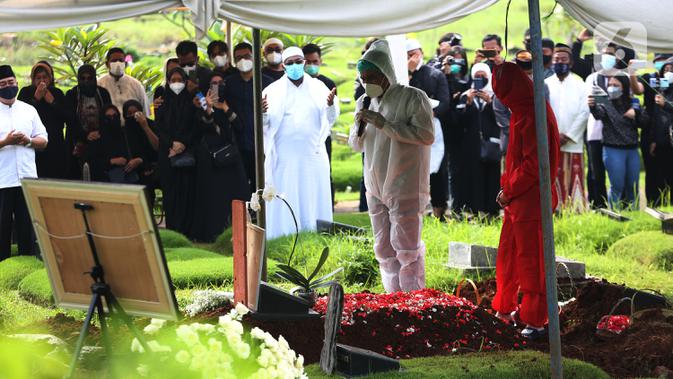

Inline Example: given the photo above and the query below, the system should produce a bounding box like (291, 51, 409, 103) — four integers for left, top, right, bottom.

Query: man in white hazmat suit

(349, 40, 434, 292)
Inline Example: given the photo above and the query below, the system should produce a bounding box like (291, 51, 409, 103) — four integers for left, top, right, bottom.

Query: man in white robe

(98, 47, 150, 117)
(349, 40, 434, 292)
(262, 46, 338, 239)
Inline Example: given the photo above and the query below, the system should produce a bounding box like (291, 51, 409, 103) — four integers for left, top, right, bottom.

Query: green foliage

(125, 62, 163, 93)
(37, 25, 113, 86)
(0, 256, 43, 290)
(212, 227, 234, 255)
(17, 269, 53, 307)
(305, 350, 610, 379)
(168, 256, 280, 289)
(607, 231, 673, 271)
(331, 150, 362, 191)
(0, 335, 69, 379)
(0, 291, 62, 331)
(160, 229, 193, 248)
(165, 248, 221, 261)
(276, 247, 343, 292)
(232, 27, 335, 57)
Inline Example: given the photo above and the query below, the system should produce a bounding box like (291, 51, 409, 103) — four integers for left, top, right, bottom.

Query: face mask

(364, 83, 384, 98)
(553, 63, 570, 76)
(104, 114, 121, 126)
(607, 85, 622, 100)
(79, 82, 97, 97)
(601, 54, 616, 70)
(516, 59, 532, 71)
(543, 55, 552, 66)
(305, 64, 320, 76)
(182, 65, 196, 75)
(664, 72, 673, 85)
(236, 59, 253, 73)
(109, 61, 125, 76)
(169, 82, 186, 95)
(266, 52, 282, 65)
(450, 64, 462, 74)
(285, 63, 305, 81)
(655, 61, 666, 71)
(213, 55, 228, 68)
(0, 85, 18, 100)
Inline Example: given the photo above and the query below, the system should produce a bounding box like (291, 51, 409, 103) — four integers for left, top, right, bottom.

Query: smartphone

(629, 59, 648, 70)
(210, 83, 219, 96)
(473, 77, 486, 91)
(478, 49, 498, 59)
(660, 78, 670, 89)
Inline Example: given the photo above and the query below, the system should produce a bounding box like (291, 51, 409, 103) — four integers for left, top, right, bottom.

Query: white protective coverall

(348, 40, 434, 292)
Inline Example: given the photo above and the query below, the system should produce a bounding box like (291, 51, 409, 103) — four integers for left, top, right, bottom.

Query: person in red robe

(490, 61, 560, 339)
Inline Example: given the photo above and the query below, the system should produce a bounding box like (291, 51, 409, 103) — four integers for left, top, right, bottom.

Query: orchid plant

(248, 186, 343, 303)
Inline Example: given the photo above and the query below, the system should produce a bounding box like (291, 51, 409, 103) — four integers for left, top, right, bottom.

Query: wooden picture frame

(21, 179, 179, 320)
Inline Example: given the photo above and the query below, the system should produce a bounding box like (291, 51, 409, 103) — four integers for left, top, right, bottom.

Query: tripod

(67, 202, 151, 379)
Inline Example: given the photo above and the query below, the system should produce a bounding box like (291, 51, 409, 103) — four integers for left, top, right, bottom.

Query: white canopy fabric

(558, 0, 673, 53)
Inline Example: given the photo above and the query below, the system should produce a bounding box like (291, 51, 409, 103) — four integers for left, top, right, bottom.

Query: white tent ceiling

(1, 0, 672, 52)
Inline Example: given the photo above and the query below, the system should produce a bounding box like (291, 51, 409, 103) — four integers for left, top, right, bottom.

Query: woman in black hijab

(190, 72, 249, 242)
(156, 67, 197, 238)
(18, 61, 70, 179)
(65, 64, 112, 181)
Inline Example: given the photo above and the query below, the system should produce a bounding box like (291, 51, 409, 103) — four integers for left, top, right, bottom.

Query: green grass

(159, 229, 193, 249)
(211, 227, 234, 255)
(305, 350, 610, 379)
(607, 231, 673, 271)
(0, 256, 43, 290)
(165, 247, 221, 261)
(17, 269, 53, 307)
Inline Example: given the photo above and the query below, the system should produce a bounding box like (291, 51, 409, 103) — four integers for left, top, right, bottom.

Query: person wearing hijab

(491, 61, 560, 340)
(17, 61, 70, 179)
(262, 46, 337, 240)
(191, 72, 249, 242)
(123, 99, 160, 207)
(153, 58, 180, 112)
(156, 67, 198, 238)
(349, 40, 434, 293)
(648, 60, 673, 206)
(99, 104, 148, 185)
(452, 62, 501, 216)
(65, 64, 112, 181)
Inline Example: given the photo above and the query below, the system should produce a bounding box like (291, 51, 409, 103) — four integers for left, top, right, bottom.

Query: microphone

(357, 96, 371, 137)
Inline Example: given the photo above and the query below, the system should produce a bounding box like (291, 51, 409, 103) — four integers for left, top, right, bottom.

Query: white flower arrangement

(131, 303, 306, 378)
(248, 185, 285, 213)
(184, 290, 232, 318)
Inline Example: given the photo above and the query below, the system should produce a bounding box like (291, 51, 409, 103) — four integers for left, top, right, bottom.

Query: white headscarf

(470, 62, 494, 95)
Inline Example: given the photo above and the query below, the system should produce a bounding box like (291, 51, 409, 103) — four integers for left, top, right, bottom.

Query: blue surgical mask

(450, 64, 462, 74)
(285, 63, 305, 80)
(304, 64, 320, 77)
(655, 61, 666, 71)
(601, 54, 616, 70)
(607, 85, 622, 100)
(553, 63, 570, 76)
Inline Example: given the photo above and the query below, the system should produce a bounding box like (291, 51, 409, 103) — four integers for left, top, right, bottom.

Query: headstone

(598, 208, 630, 222)
(644, 207, 673, 235)
(447, 242, 586, 279)
(320, 283, 344, 375)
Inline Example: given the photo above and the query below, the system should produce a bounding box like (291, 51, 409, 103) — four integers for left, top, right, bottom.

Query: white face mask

(169, 82, 185, 95)
(664, 72, 673, 85)
(213, 55, 228, 68)
(109, 61, 125, 76)
(183, 65, 196, 75)
(236, 59, 253, 73)
(364, 83, 384, 98)
(266, 52, 282, 65)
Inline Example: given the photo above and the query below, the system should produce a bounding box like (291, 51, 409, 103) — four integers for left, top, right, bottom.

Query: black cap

(542, 38, 555, 50)
(0, 65, 15, 80)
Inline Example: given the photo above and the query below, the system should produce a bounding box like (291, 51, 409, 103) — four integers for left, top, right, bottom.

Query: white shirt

(0, 100, 48, 189)
(98, 74, 150, 116)
(585, 72, 609, 142)
(546, 73, 590, 153)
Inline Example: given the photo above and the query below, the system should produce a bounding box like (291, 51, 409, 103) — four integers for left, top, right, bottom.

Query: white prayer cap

(406, 39, 422, 52)
(263, 38, 284, 50)
(282, 46, 304, 62)
(428, 99, 440, 109)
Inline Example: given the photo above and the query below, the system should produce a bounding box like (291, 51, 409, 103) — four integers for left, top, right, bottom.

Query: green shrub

(165, 248, 220, 261)
(17, 269, 53, 307)
(159, 229, 193, 249)
(0, 256, 43, 290)
(212, 227, 234, 255)
(167, 256, 280, 289)
(331, 153, 362, 191)
(607, 230, 673, 271)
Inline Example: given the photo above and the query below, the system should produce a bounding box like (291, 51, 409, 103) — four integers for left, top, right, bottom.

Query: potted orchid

(248, 186, 343, 307)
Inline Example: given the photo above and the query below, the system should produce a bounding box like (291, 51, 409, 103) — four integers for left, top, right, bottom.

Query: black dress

(18, 85, 71, 179)
(99, 118, 155, 184)
(454, 93, 501, 216)
(64, 86, 112, 181)
(190, 108, 249, 242)
(156, 87, 198, 239)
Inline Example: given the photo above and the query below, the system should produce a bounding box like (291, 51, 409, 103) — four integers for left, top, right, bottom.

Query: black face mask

(516, 59, 533, 71)
(79, 81, 97, 97)
(104, 114, 121, 127)
(124, 116, 138, 126)
(0, 85, 18, 100)
(543, 54, 552, 66)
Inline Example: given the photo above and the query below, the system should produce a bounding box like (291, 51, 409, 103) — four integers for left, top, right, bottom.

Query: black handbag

(480, 139, 501, 163)
(211, 143, 240, 167)
(108, 166, 140, 184)
(170, 150, 196, 168)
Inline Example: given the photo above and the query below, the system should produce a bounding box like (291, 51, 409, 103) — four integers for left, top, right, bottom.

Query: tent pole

(226, 21, 233, 58)
(252, 27, 267, 280)
(526, 1, 563, 378)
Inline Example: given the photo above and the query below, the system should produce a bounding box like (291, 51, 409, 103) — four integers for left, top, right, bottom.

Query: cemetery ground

(1, 209, 673, 378)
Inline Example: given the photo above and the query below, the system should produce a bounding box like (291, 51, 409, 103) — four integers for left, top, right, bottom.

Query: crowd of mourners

(2, 28, 673, 261)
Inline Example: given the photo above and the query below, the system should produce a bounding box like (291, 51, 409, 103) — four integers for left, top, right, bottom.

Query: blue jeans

(602, 146, 640, 210)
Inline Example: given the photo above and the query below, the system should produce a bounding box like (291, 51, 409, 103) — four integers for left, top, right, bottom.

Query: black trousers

(430, 157, 449, 209)
(652, 144, 673, 206)
(586, 140, 607, 209)
(0, 186, 36, 261)
(241, 150, 257, 195)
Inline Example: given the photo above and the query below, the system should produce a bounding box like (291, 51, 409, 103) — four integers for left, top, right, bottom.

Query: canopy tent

(2, 0, 673, 52)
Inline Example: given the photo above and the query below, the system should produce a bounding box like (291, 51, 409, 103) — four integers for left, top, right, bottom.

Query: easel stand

(67, 203, 150, 379)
